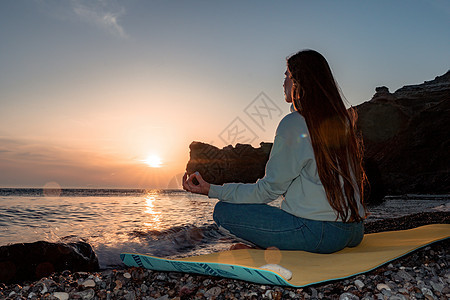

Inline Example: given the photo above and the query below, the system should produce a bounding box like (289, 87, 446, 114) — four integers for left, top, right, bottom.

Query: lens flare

(43, 181, 62, 197)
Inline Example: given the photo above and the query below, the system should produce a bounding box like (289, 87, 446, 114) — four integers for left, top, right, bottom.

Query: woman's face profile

(284, 69, 293, 103)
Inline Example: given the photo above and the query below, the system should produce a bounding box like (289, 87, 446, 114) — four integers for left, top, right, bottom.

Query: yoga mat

(121, 224, 450, 287)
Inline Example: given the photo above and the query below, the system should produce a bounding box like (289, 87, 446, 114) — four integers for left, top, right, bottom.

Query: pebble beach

(1, 212, 448, 300)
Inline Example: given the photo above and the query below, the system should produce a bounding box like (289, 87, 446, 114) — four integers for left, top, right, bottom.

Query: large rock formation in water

(0, 241, 99, 283)
(186, 142, 272, 184)
(186, 71, 449, 200)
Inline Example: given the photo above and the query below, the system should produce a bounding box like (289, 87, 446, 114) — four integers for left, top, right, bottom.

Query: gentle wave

(52, 223, 233, 269)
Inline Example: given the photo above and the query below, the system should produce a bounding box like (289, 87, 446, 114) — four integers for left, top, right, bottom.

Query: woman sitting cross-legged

(182, 49, 367, 254)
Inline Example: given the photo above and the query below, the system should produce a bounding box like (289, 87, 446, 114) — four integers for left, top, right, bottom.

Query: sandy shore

(1, 212, 448, 300)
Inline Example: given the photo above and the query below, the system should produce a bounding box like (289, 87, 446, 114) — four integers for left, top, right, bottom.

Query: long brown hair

(287, 49, 366, 222)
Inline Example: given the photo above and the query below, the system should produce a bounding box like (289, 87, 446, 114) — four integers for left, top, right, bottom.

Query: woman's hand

(182, 172, 211, 196)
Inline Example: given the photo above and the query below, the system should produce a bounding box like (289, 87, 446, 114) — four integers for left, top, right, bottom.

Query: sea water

(0, 189, 448, 269)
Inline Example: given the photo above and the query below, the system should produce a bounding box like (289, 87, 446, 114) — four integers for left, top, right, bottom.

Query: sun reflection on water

(143, 191, 163, 231)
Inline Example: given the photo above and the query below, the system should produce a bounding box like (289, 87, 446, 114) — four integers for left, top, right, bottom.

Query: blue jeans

(213, 201, 364, 254)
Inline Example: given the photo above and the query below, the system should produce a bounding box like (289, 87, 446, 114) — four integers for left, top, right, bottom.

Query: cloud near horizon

(0, 137, 169, 188)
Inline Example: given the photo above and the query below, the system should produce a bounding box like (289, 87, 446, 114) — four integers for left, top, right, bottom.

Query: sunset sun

(143, 154, 163, 168)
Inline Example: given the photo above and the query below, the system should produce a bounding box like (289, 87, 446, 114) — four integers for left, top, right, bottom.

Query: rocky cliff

(355, 70, 449, 196)
(186, 71, 450, 201)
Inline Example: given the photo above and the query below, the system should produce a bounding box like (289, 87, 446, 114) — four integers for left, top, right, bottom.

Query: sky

(0, 0, 449, 189)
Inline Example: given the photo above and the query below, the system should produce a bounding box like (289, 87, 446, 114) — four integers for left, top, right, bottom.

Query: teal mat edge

(120, 252, 290, 286)
(120, 235, 449, 288)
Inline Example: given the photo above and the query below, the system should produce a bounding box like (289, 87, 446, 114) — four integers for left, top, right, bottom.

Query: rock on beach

(0, 241, 99, 283)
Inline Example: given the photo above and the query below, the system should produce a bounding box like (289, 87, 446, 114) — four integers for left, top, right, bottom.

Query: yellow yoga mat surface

(121, 224, 450, 287)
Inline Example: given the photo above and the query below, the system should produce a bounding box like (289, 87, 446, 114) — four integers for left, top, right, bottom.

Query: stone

(97, 290, 107, 299)
(377, 283, 391, 291)
(429, 281, 444, 293)
(53, 292, 69, 300)
(389, 295, 407, 300)
(421, 287, 436, 300)
(339, 292, 360, 300)
(114, 280, 123, 291)
(179, 283, 197, 297)
(202, 279, 212, 286)
(82, 279, 95, 288)
(354, 279, 365, 289)
(156, 274, 166, 281)
(396, 270, 414, 281)
(124, 291, 136, 300)
(37, 281, 48, 294)
(441, 285, 450, 294)
(73, 288, 95, 300)
(204, 286, 222, 298)
(264, 289, 273, 298)
(123, 272, 131, 279)
(0, 241, 99, 283)
(417, 280, 426, 289)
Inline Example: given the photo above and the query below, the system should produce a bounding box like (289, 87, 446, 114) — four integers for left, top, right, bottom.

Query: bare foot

(229, 243, 257, 250)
